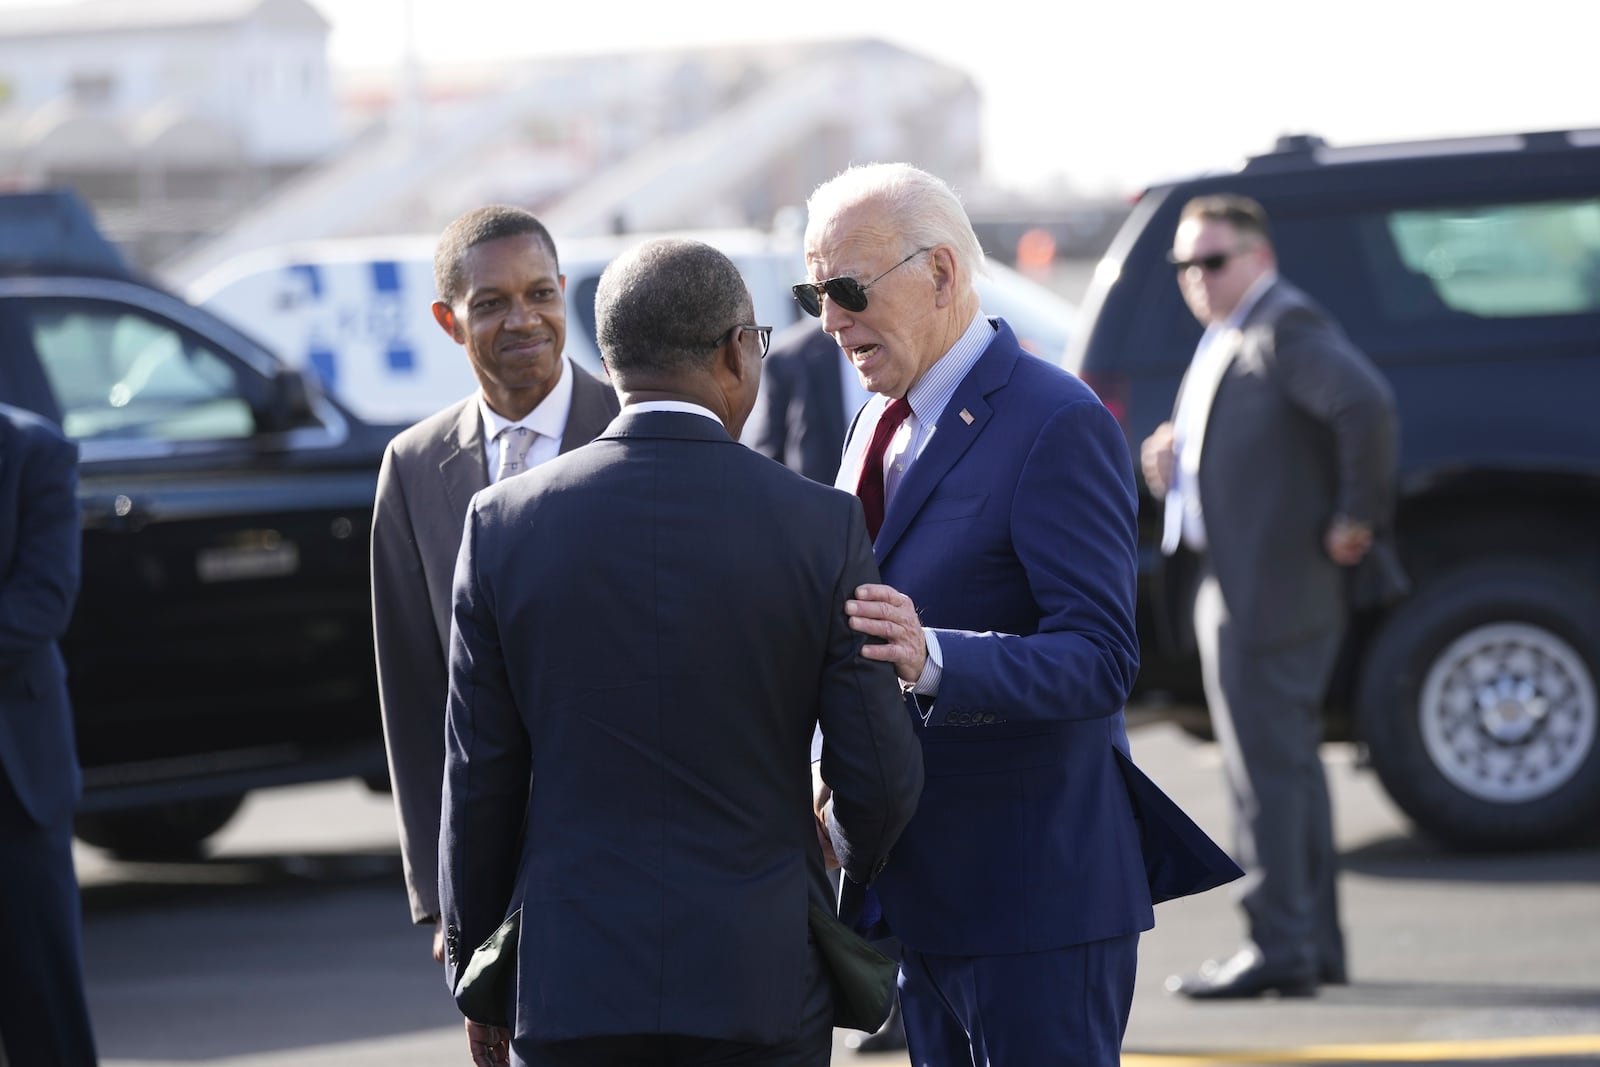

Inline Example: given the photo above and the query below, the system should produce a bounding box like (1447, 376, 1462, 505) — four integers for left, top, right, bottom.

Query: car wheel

(1355, 562, 1600, 849)
(74, 794, 247, 860)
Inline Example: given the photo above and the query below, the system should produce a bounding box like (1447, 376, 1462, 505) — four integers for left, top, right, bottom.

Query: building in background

(0, 0, 338, 266)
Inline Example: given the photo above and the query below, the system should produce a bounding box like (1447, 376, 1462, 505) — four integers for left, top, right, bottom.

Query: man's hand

(811, 764, 840, 869)
(466, 1019, 511, 1067)
(1325, 516, 1373, 566)
(1140, 421, 1176, 497)
(846, 583, 927, 684)
(432, 919, 446, 965)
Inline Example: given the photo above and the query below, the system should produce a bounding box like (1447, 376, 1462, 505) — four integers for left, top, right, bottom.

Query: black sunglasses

(1166, 246, 1251, 273)
(712, 323, 772, 358)
(791, 247, 932, 317)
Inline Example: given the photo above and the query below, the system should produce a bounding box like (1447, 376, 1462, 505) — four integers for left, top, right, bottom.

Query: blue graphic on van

(371, 261, 402, 293)
(307, 346, 338, 390)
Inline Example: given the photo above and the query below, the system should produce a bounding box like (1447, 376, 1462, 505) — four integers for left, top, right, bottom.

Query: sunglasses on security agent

(791, 247, 931, 317)
(1166, 244, 1254, 273)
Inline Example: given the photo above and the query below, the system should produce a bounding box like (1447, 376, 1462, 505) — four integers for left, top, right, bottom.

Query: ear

(432, 300, 464, 343)
(559, 274, 567, 294)
(929, 246, 958, 308)
(717, 330, 753, 385)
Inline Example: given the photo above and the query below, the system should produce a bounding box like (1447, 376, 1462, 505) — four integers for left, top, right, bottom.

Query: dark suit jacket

(747, 320, 853, 483)
(439, 409, 922, 1044)
(1179, 278, 1402, 648)
(837, 320, 1238, 957)
(372, 361, 619, 923)
(0, 402, 82, 829)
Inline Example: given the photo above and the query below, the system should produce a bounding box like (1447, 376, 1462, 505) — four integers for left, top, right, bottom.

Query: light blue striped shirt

(845, 310, 995, 700)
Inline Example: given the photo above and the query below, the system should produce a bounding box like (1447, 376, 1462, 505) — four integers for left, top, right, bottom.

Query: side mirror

(260, 366, 318, 432)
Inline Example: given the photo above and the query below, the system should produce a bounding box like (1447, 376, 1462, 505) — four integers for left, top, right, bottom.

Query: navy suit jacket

(746, 320, 853, 484)
(0, 402, 82, 828)
(439, 410, 923, 1044)
(839, 320, 1238, 956)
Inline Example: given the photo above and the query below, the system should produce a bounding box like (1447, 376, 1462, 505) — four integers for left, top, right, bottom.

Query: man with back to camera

(799, 162, 1241, 1066)
(0, 401, 98, 1065)
(1142, 194, 1402, 999)
(371, 205, 618, 963)
(437, 237, 923, 1066)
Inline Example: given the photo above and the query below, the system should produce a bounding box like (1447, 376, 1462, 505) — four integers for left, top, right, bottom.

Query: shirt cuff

(910, 628, 942, 696)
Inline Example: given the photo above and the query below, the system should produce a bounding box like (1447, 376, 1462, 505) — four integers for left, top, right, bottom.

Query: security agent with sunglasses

(438, 237, 922, 1067)
(801, 163, 1239, 1066)
(1141, 195, 1402, 1000)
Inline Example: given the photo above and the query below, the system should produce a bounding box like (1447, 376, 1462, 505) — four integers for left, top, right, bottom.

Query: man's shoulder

(987, 337, 1100, 414)
(0, 401, 71, 454)
(386, 396, 476, 459)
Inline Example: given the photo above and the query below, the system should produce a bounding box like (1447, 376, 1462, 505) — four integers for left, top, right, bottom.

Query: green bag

(454, 908, 520, 1027)
(807, 901, 899, 1033)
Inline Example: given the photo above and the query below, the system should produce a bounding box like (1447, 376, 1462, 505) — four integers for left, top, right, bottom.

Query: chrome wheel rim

(1419, 622, 1597, 803)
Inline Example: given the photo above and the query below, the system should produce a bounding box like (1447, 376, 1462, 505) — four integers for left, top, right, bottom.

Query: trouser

(898, 934, 1139, 1067)
(0, 780, 99, 1066)
(1194, 570, 1346, 977)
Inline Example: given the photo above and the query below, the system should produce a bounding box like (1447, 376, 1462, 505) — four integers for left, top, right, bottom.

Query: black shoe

(847, 1001, 908, 1053)
(1320, 961, 1349, 985)
(1165, 949, 1317, 1000)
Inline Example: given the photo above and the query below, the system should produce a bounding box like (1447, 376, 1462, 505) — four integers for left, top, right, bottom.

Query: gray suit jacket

(372, 361, 619, 923)
(1181, 278, 1402, 648)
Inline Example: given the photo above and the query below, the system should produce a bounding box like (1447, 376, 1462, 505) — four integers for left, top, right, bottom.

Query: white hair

(804, 163, 989, 288)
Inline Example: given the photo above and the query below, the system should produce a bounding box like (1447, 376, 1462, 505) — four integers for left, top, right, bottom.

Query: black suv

(1065, 129, 1600, 849)
(1, 190, 394, 856)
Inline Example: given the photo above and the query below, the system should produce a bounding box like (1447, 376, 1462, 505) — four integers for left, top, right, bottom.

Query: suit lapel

(438, 399, 488, 520)
(872, 337, 1016, 563)
(560, 362, 619, 454)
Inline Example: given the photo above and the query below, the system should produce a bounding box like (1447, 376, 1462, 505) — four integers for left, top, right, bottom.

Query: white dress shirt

(478, 358, 574, 483)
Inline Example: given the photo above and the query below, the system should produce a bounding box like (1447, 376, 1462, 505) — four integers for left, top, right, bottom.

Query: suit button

(983, 713, 996, 724)
(945, 713, 958, 725)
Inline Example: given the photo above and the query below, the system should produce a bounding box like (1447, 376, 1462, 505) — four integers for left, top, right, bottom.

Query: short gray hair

(804, 163, 987, 288)
(595, 238, 749, 375)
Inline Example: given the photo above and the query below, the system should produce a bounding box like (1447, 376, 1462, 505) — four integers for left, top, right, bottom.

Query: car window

(1383, 198, 1600, 318)
(23, 298, 256, 443)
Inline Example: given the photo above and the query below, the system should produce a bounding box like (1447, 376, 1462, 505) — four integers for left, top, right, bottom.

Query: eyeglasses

(791, 247, 932, 318)
(1166, 246, 1251, 273)
(712, 323, 772, 358)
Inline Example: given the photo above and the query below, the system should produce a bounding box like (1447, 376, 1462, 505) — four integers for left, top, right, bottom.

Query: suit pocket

(916, 493, 987, 524)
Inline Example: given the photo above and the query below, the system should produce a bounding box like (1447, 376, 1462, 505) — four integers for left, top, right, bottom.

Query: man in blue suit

(438, 237, 923, 1066)
(0, 401, 98, 1064)
(798, 164, 1239, 1066)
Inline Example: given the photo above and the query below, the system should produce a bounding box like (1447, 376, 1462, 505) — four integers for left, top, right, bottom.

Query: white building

(0, 0, 338, 263)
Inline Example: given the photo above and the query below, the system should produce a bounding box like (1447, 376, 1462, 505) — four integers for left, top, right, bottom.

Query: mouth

(501, 337, 550, 358)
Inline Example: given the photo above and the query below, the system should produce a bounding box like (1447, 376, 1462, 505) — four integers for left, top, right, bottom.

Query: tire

(75, 794, 246, 860)
(1355, 562, 1600, 849)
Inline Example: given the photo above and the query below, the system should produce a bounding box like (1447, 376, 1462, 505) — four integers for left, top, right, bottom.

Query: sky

(7, 0, 1599, 195)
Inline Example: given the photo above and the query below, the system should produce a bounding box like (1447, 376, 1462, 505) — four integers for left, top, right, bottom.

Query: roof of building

(0, 0, 328, 38)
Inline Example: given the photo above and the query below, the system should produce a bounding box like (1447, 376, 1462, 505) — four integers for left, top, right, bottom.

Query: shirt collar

(1223, 270, 1277, 330)
(627, 399, 724, 425)
(903, 310, 994, 423)
(478, 357, 573, 442)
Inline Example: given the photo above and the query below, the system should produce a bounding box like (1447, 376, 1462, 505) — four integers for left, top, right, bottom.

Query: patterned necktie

(495, 426, 538, 483)
(853, 397, 913, 541)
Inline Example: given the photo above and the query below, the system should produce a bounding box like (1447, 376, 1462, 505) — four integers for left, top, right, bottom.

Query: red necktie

(854, 397, 913, 541)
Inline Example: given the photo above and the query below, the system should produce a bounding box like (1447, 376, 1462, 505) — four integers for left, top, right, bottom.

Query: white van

(187, 230, 1075, 425)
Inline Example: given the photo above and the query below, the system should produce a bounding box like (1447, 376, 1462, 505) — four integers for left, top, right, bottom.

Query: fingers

(466, 1021, 510, 1067)
(432, 920, 446, 965)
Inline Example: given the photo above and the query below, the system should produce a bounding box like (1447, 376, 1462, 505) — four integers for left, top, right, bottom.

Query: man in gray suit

(1141, 195, 1401, 999)
(372, 206, 619, 962)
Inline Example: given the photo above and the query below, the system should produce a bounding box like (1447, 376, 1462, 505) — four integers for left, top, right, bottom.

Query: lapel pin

(959, 408, 974, 425)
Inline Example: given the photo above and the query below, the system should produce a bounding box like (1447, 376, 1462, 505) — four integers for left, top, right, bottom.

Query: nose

(818, 291, 851, 333)
(506, 297, 542, 330)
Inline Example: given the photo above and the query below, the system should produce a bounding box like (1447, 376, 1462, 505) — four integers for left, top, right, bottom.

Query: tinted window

(23, 298, 255, 443)
(1385, 198, 1600, 318)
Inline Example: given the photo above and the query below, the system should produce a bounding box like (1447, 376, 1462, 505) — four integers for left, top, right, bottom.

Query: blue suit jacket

(0, 402, 82, 829)
(842, 321, 1238, 956)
